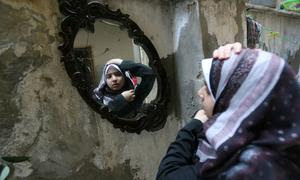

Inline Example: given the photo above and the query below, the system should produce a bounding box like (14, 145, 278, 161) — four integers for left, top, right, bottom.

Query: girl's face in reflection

(106, 67, 125, 91)
(197, 85, 215, 118)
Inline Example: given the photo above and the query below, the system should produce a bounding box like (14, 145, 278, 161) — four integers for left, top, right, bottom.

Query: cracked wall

(0, 0, 178, 180)
(3, 0, 285, 179)
(172, 0, 246, 121)
(0, 0, 249, 179)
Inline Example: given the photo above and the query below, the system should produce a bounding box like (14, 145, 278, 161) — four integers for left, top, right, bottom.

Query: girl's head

(104, 64, 125, 91)
(196, 48, 299, 162)
(200, 48, 293, 119)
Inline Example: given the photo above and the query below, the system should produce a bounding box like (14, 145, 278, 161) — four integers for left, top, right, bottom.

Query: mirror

(58, 0, 169, 133)
(73, 21, 158, 118)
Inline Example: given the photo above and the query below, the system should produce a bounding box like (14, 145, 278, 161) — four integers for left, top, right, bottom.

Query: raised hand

(121, 89, 135, 102)
(213, 42, 242, 60)
(194, 109, 208, 123)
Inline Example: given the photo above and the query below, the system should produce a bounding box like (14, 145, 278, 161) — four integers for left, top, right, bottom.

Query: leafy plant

(267, 31, 280, 39)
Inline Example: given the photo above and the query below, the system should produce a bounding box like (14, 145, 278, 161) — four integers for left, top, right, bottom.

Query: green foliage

(267, 31, 280, 39)
(281, 0, 300, 13)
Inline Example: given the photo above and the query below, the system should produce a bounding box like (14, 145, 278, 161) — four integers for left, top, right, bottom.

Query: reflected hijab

(93, 63, 136, 105)
(197, 49, 300, 173)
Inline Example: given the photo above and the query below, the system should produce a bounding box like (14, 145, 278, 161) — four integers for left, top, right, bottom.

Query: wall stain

(186, 1, 196, 12)
(199, 0, 245, 58)
(40, 75, 55, 88)
(161, 54, 177, 117)
(199, 10, 218, 58)
(0, 2, 51, 151)
(234, 0, 245, 43)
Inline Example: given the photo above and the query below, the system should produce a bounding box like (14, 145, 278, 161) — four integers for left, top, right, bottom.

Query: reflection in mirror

(73, 20, 157, 118)
(58, 0, 170, 132)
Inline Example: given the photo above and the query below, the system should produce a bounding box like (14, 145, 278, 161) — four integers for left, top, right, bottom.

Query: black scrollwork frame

(58, 0, 169, 133)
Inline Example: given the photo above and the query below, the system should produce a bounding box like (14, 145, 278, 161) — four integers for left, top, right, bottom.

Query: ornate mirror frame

(58, 0, 170, 133)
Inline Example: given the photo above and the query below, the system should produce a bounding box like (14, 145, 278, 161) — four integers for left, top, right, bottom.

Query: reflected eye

(114, 72, 123, 77)
(106, 74, 111, 79)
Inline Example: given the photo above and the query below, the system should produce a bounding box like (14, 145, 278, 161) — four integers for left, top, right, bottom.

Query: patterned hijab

(197, 49, 300, 174)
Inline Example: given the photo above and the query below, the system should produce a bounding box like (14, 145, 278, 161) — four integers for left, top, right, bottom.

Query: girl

(93, 58, 155, 116)
(157, 48, 300, 179)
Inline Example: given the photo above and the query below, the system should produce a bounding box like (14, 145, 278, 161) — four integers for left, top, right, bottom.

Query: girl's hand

(213, 42, 242, 60)
(194, 109, 208, 123)
(121, 89, 135, 102)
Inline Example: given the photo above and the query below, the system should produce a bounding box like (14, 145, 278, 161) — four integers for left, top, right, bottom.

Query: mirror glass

(73, 20, 157, 118)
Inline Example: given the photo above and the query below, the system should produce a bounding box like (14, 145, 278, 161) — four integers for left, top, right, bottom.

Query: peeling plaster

(1, 0, 178, 179)
(173, 1, 200, 52)
(201, 0, 239, 45)
(173, 6, 189, 51)
(14, 161, 33, 178)
(14, 42, 28, 57)
(0, 43, 13, 55)
(172, 0, 205, 121)
(0, 0, 237, 179)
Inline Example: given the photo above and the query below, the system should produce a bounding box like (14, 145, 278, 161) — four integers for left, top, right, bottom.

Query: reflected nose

(111, 75, 117, 81)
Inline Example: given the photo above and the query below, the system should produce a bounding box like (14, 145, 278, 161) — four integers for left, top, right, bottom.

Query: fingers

(233, 42, 242, 54)
(223, 44, 232, 59)
(124, 89, 134, 94)
(128, 94, 135, 102)
(213, 45, 229, 60)
(121, 89, 135, 102)
(218, 46, 226, 60)
(196, 109, 205, 115)
(127, 89, 135, 102)
(213, 45, 224, 59)
(219, 44, 232, 60)
(213, 49, 219, 59)
(194, 109, 208, 123)
(212, 42, 243, 60)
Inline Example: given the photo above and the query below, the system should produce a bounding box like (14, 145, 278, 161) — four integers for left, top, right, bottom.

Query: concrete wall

(247, 7, 300, 76)
(172, 0, 246, 122)
(0, 0, 248, 179)
(0, 1, 179, 180)
(199, 0, 247, 58)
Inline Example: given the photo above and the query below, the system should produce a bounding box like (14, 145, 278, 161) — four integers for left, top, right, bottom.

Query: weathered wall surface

(0, 0, 253, 179)
(172, 0, 247, 121)
(0, 0, 179, 180)
(199, 0, 247, 58)
(172, 0, 204, 122)
(247, 8, 300, 75)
